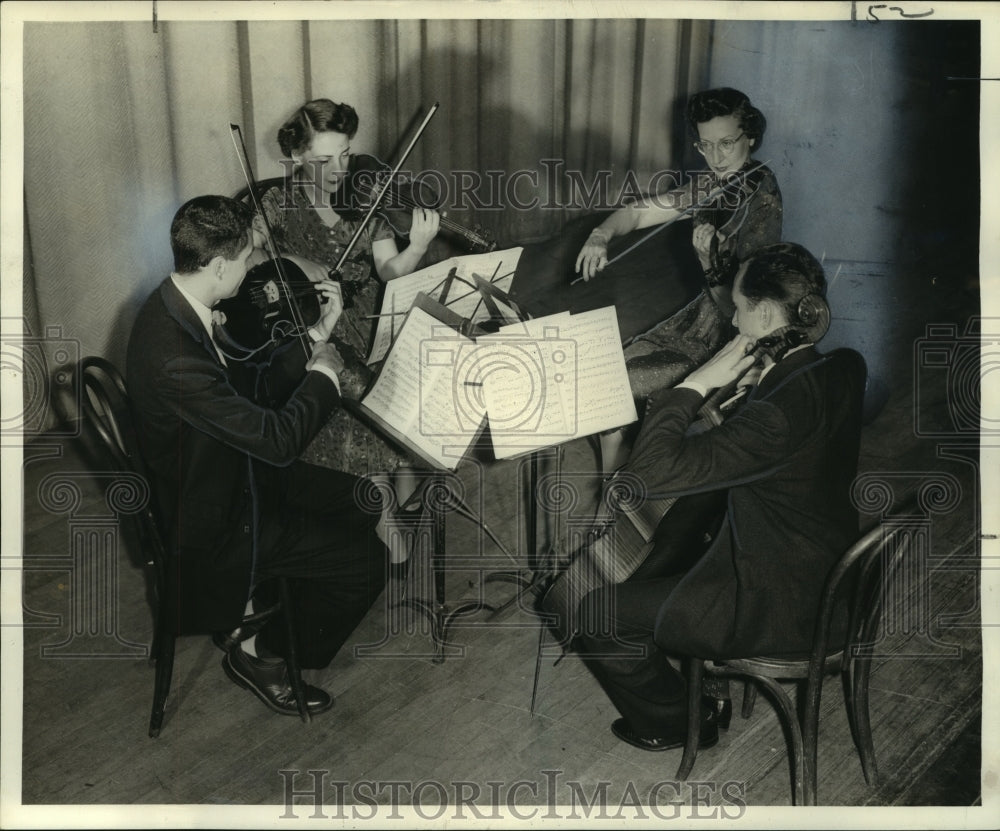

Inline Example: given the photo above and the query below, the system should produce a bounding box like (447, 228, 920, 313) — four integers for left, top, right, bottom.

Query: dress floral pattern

(261, 180, 412, 476)
(624, 161, 782, 400)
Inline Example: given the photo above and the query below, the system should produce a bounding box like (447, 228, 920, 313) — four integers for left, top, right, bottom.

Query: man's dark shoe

(222, 646, 334, 716)
(611, 717, 720, 752)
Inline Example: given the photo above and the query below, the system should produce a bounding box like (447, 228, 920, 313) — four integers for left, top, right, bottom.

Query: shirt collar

(169, 274, 216, 340)
(759, 342, 812, 383)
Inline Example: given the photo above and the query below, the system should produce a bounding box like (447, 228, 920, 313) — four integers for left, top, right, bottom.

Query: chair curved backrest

(809, 523, 899, 672)
(233, 176, 288, 207)
(681, 493, 919, 804)
(78, 356, 312, 733)
(77, 357, 168, 578)
(797, 495, 916, 802)
(806, 498, 914, 698)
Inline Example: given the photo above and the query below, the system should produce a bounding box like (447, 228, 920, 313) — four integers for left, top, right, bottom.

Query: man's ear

(758, 299, 774, 329)
(210, 255, 227, 279)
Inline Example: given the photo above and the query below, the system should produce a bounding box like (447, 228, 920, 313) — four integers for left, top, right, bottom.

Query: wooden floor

(11, 264, 989, 820)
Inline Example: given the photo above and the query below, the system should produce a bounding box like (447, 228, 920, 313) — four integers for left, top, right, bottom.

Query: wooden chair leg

(530, 624, 548, 717)
(753, 676, 808, 805)
(741, 680, 757, 718)
(676, 657, 704, 780)
(277, 577, 310, 724)
(148, 630, 175, 738)
(852, 653, 879, 786)
(801, 677, 825, 806)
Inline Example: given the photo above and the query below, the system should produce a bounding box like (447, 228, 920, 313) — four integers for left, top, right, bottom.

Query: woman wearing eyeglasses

(574, 88, 781, 472)
(576, 88, 782, 396)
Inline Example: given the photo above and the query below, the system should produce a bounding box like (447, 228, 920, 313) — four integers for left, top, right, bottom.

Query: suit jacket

(625, 346, 866, 659)
(126, 277, 341, 633)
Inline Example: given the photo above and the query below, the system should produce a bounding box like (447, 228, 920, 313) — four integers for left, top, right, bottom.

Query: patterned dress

(624, 160, 782, 400)
(260, 180, 413, 476)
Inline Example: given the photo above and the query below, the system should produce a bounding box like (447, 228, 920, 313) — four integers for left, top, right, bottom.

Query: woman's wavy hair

(687, 87, 767, 148)
(277, 99, 359, 158)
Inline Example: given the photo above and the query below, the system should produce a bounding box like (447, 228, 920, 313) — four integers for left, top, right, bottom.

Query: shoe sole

(616, 734, 720, 752)
(222, 654, 334, 717)
(611, 722, 720, 752)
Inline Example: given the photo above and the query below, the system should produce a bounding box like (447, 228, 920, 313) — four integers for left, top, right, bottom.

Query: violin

(211, 124, 321, 370)
(694, 162, 770, 288)
(334, 153, 497, 254)
(588, 159, 771, 280)
(216, 107, 447, 363)
(217, 108, 437, 360)
(214, 257, 323, 360)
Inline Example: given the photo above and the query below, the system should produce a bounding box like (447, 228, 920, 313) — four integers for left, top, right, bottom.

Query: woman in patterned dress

(252, 99, 440, 526)
(574, 88, 782, 471)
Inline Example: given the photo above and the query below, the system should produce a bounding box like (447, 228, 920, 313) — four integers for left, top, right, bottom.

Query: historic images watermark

(429, 326, 579, 442)
(276, 157, 745, 214)
(277, 769, 748, 821)
(0, 319, 79, 442)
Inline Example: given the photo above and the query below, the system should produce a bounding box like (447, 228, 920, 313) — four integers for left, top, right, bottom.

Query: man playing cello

(568, 242, 866, 751)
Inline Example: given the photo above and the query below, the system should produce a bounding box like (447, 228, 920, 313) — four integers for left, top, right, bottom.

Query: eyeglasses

(693, 133, 747, 156)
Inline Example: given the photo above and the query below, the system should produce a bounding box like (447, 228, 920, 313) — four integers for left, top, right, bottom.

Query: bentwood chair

(76, 357, 310, 736)
(675, 499, 915, 805)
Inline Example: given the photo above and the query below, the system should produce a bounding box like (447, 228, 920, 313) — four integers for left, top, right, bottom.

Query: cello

(538, 294, 831, 647)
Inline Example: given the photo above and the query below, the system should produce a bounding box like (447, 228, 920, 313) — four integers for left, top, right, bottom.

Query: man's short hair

(739, 242, 826, 324)
(170, 195, 253, 274)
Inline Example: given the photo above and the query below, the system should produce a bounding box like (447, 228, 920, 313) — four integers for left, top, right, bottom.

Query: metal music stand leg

(485, 447, 561, 616)
(396, 471, 499, 663)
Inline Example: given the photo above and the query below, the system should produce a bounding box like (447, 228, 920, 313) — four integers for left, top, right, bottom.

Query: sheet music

(359, 304, 480, 470)
(367, 247, 523, 364)
(479, 306, 638, 459)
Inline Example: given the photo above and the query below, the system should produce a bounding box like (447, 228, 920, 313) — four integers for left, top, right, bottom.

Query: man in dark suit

(576, 242, 866, 750)
(127, 195, 388, 716)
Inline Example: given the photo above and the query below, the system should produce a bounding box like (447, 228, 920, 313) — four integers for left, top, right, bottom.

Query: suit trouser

(575, 490, 726, 737)
(253, 461, 389, 668)
(577, 575, 690, 737)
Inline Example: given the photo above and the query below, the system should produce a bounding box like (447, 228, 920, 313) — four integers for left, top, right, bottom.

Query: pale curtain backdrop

(23, 17, 712, 421)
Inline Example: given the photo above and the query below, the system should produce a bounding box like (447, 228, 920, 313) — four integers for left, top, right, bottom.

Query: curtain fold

(23, 18, 710, 428)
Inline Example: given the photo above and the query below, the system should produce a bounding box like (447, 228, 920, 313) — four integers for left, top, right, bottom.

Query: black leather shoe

(222, 646, 334, 716)
(611, 715, 719, 753)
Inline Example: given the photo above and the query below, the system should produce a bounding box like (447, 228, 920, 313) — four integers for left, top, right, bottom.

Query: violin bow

(570, 158, 771, 284)
(331, 103, 440, 276)
(230, 123, 313, 361)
